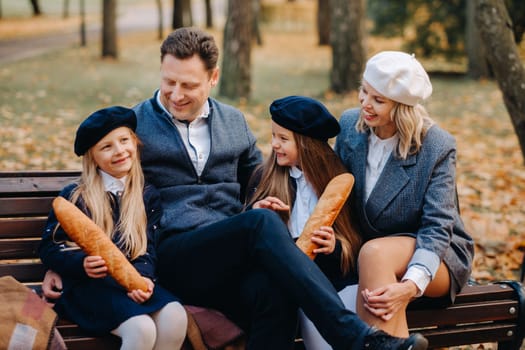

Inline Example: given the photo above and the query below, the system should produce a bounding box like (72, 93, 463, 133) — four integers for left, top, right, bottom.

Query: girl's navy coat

(39, 183, 179, 335)
(246, 169, 358, 291)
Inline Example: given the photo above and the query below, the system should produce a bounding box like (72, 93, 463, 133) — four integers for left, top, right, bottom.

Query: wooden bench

(0, 170, 121, 349)
(1, 170, 524, 350)
(407, 281, 525, 349)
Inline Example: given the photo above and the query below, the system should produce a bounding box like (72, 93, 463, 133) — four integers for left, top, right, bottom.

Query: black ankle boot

(362, 329, 428, 350)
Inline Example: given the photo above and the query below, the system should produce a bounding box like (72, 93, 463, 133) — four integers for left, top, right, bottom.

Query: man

(44, 27, 428, 350)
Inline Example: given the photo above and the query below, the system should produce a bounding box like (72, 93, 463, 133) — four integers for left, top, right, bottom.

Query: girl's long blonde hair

(70, 132, 147, 260)
(247, 133, 361, 274)
(357, 103, 435, 159)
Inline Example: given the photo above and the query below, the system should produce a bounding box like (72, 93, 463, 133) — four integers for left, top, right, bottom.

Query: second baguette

(296, 173, 355, 259)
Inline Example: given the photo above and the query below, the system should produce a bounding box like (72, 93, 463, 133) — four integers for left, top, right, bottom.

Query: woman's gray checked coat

(335, 108, 474, 301)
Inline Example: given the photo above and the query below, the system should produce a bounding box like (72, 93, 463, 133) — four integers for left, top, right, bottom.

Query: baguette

(52, 196, 148, 292)
(296, 173, 355, 259)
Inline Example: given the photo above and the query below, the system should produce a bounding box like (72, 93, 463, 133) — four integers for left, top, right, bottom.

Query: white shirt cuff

(402, 265, 431, 297)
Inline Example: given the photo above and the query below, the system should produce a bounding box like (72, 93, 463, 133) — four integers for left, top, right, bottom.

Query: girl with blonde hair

(39, 106, 187, 350)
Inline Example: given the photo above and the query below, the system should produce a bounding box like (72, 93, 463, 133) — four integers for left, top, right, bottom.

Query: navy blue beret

(269, 96, 340, 141)
(74, 106, 137, 156)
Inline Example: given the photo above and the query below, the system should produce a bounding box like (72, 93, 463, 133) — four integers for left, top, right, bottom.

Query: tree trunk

(102, 0, 118, 58)
(156, 0, 164, 40)
(330, 0, 366, 93)
(29, 0, 42, 16)
(252, 0, 263, 45)
(205, 0, 213, 28)
(507, 0, 525, 44)
(466, 0, 490, 79)
(317, 0, 330, 45)
(63, 0, 70, 18)
(219, 0, 252, 99)
(80, 0, 86, 46)
(475, 0, 525, 161)
(172, 0, 192, 29)
(184, 0, 193, 26)
(172, 0, 182, 28)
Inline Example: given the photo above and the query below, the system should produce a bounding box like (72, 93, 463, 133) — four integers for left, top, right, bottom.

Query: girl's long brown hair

(247, 133, 361, 274)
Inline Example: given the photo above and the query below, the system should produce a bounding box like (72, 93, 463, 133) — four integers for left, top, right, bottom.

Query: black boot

(362, 329, 428, 350)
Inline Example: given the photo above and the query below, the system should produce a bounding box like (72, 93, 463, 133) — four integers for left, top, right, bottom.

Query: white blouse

(100, 170, 126, 195)
(364, 130, 398, 202)
(288, 167, 318, 239)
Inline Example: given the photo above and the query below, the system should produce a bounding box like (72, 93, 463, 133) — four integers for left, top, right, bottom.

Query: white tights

(111, 301, 187, 350)
(299, 284, 358, 350)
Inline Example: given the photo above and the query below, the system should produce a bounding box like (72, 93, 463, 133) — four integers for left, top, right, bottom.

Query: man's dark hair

(160, 27, 219, 71)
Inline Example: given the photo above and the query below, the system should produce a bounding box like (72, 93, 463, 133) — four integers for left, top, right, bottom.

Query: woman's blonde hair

(356, 103, 435, 159)
(247, 133, 361, 274)
(70, 131, 147, 260)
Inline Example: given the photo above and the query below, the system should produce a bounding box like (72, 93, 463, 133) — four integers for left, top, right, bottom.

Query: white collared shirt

(99, 170, 126, 195)
(157, 92, 211, 176)
(364, 130, 398, 202)
(288, 167, 318, 239)
(402, 265, 431, 297)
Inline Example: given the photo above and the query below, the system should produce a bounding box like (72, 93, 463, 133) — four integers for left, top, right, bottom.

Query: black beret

(74, 106, 137, 156)
(269, 96, 340, 141)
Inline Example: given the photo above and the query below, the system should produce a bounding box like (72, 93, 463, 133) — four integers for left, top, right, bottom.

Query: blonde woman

(335, 51, 474, 337)
(39, 106, 187, 350)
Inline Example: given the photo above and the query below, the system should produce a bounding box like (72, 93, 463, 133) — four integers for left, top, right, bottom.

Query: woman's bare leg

(356, 236, 450, 337)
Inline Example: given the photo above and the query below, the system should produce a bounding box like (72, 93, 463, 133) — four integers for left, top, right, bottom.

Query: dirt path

(0, 3, 169, 64)
(0, 1, 227, 65)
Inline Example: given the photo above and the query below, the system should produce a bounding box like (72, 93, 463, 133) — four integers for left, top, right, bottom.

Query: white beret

(363, 51, 432, 106)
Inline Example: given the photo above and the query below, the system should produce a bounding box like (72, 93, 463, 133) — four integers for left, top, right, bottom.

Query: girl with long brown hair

(246, 95, 361, 349)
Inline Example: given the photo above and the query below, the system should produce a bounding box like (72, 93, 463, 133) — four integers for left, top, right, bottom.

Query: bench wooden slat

(0, 261, 46, 282)
(0, 238, 41, 259)
(0, 172, 79, 196)
(57, 320, 113, 337)
(420, 323, 517, 348)
(0, 218, 47, 238)
(408, 299, 518, 327)
(0, 197, 56, 217)
(452, 283, 517, 303)
(0, 171, 80, 179)
(62, 336, 121, 350)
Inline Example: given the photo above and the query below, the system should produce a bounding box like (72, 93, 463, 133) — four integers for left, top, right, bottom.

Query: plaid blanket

(0, 276, 65, 350)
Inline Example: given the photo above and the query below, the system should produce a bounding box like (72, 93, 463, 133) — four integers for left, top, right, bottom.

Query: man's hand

(42, 269, 63, 303)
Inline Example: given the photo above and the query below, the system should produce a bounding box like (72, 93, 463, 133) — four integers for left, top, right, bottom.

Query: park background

(1, 1, 525, 347)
